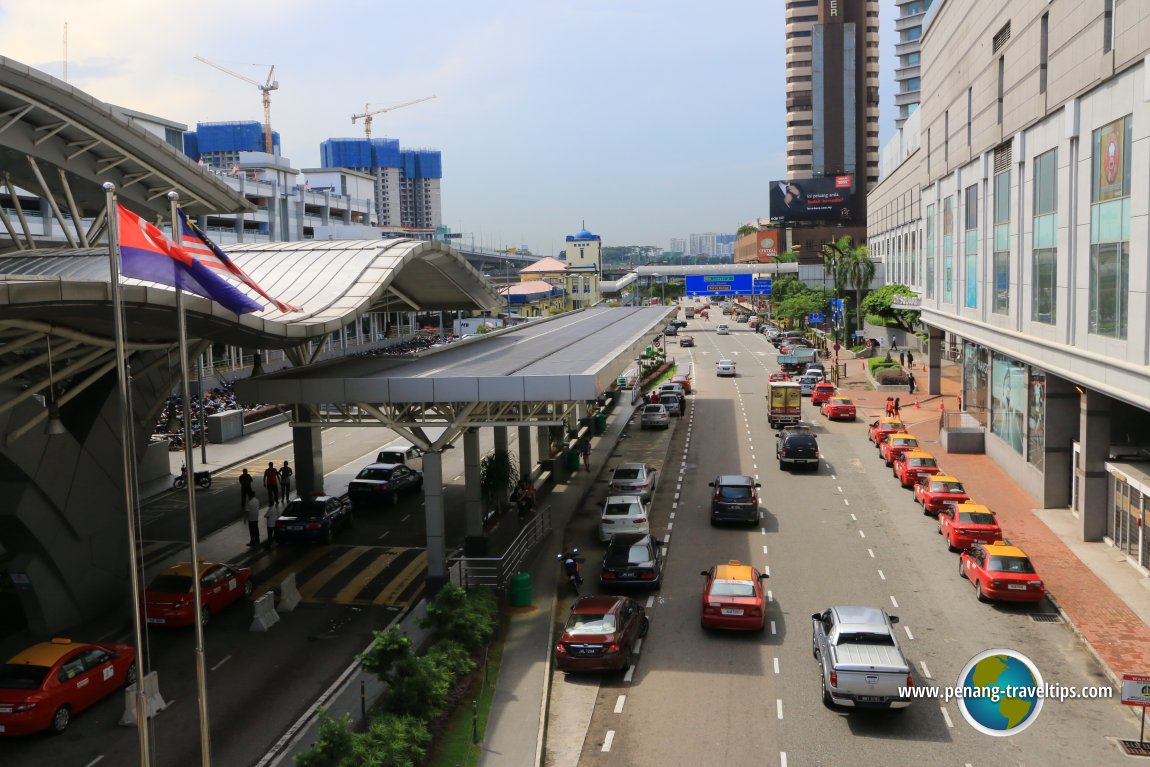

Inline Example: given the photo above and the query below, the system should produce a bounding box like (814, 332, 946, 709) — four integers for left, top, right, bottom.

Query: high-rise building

(320, 139, 443, 231)
(893, 0, 929, 129)
(669, 237, 687, 255)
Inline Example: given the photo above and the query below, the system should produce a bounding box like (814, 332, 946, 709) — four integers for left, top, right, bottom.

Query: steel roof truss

(33, 120, 68, 146)
(65, 138, 102, 161)
(0, 104, 33, 135)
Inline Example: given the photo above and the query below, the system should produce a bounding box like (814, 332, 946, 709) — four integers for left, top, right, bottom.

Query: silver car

(640, 404, 670, 430)
(608, 463, 658, 501)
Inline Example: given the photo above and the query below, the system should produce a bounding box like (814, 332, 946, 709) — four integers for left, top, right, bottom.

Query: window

(997, 57, 1005, 124)
(925, 203, 935, 299)
(1103, 0, 1115, 53)
(993, 170, 1010, 315)
(1088, 116, 1131, 338)
(991, 352, 1025, 454)
(901, 77, 921, 92)
(942, 196, 954, 303)
(1032, 149, 1057, 323)
(904, 52, 921, 66)
(1039, 13, 1049, 94)
(964, 185, 979, 308)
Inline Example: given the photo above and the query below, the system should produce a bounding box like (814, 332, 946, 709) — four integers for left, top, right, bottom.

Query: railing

(447, 504, 553, 590)
(940, 411, 983, 431)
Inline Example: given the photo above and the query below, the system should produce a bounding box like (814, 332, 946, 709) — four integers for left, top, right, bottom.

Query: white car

(798, 374, 821, 395)
(716, 359, 737, 377)
(599, 495, 650, 542)
(716, 324, 730, 335)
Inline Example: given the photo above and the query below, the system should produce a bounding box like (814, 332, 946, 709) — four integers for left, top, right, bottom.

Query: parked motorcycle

(558, 549, 583, 596)
(172, 465, 212, 490)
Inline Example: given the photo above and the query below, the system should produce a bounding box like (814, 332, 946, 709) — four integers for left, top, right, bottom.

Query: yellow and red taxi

(768, 371, 791, 382)
(699, 561, 769, 631)
(880, 432, 920, 466)
(892, 450, 941, 488)
(820, 396, 857, 421)
(810, 382, 836, 405)
(913, 474, 971, 517)
(939, 502, 1003, 551)
(142, 560, 254, 627)
(959, 541, 1046, 603)
(670, 373, 693, 393)
(868, 418, 906, 446)
(0, 638, 136, 735)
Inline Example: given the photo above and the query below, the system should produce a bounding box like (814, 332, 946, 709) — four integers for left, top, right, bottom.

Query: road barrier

(278, 572, 301, 612)
(118, 671, 169, 726)
(249, 592, 281, 632)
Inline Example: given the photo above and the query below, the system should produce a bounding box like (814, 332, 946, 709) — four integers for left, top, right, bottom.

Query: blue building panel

(372, 138, 401, 168)
(193, 121, 280, 154)
(415, 150, 442, 179)
(183, 131, 199, 161)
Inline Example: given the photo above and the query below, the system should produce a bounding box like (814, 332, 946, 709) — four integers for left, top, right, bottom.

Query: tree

(775, 290, 827, 325)
(479, 447, 518, 515)
(736, 224, 759, 237)
(836, 244, 876, 336)
(820, 235, 853, 300)
(861, 283, 921, 332)
(775, 251, 799, 263)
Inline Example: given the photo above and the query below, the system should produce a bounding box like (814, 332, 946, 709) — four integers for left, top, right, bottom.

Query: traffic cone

(914, 400, 920, 409)
(921, 365, 927, 373)
(939, 400, 945, 411)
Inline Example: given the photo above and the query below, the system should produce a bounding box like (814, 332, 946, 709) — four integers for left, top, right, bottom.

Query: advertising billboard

(769, 176, 854, 223)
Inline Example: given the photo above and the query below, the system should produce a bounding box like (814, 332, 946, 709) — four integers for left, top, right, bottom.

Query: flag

(115, 204, 264, 315)
(177, 209, 299, 313)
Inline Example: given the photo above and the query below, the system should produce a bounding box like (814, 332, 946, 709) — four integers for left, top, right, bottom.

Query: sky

(0, 0, 898, 256)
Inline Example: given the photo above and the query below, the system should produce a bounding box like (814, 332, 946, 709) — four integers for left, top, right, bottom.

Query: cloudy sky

(0, 0, 898, 255)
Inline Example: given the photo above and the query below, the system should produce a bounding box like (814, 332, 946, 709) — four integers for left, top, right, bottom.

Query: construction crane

(193, 56, 279, 154)
(351, 96, 436, 139)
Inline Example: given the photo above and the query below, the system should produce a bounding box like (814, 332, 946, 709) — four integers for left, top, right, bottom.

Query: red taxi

(880, 432, 920, 466)
(913, 474, 970, 517)
(892, 450, 941, 487)
(768, 371, 791, 382)
(938, 502, 1003, 551)
(810, 382, 836, 405)
(0, 638, 136, 735)
(868, 418, 906, 446)
(959, 541, 1046, 603)
(143, 561, 254, 627)
(820, 396, 857, 421)
(699, 561, 769, 631)
(670, 373, 693, 393)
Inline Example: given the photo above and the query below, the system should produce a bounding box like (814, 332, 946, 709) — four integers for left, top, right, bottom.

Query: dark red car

(143, 561, 254, 627)
(555, 596, 648, 673)
(892, 450, 941, 487)
(810, 382, 836, 405)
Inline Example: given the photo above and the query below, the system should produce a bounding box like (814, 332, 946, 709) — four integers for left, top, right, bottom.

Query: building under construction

(320, 137, 442, 230)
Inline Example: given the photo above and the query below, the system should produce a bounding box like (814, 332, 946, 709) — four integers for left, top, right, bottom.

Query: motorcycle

(172, 465, 212, 490)
(558, 549, 583, 596)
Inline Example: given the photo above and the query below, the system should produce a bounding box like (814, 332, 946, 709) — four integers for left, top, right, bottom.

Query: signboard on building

(757, 229, 779, 262)
(769, 176, 854, 223)
(891, 293, 923, 309)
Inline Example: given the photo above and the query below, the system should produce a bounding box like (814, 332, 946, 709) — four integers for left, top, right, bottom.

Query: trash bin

(566, 446, 581, 471)
(508, 572, 532, 607)
(594, 412, 607, 435)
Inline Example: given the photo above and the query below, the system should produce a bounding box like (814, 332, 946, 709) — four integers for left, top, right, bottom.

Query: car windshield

(711, 579, 756, 597)
(932, 482, 965, 493)
(613, 468, 642, 480)
(908, 457, 937, 468)
(605, 543, 653, 565)
(284, 501, 327, 519)
(835, 632, 895, 646)
(718, 360, 734, 366)
(565, 613, 617, 635)
(893, 438, 916, 446)
(718, 485, 752, 501)
(786, 435, 817, 447)
(988, 556, 1036, 573)
(355, 468, 393, 481)
(832, 398, 852, 405)
(604, 502, 640, 517)
(0, 663, 50, 689)
(959, 512, 997, 525)
(147, 574, 192, 593)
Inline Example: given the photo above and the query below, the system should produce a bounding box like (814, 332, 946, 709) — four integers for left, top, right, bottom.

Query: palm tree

(820, 235, 853, 300)
(736, 224, 760, 237)
(837, 244, 876, 338)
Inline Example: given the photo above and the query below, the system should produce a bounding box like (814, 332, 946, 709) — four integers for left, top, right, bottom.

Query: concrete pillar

(494, 427, 508, 457)
(422, 449, 447, 595)
(463, 428, 484, 538)
(927, 326, 943, 395)
(1077, 389, 1111, 541)
(292, 421, 325, 497)
(537, 425, 551, 466)
(1040, 375, 1078, 509)
(518, 425, 533, 479)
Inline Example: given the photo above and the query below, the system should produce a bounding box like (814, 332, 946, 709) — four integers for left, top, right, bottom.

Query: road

(552, 315, 1133, 766)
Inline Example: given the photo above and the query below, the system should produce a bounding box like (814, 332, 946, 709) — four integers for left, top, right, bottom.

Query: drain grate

(1119, 740, 1150, 757)
(1029, 613, 1062, 623)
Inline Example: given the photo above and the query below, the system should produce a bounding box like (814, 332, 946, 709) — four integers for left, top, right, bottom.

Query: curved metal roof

(0, 238, 503, 348)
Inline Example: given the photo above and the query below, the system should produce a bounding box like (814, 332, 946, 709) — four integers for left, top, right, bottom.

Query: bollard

(249, 592, 280, 632)
(472, 699, 479, 744)
(119, 671, 169, 726)
(278, 572, 302, 613)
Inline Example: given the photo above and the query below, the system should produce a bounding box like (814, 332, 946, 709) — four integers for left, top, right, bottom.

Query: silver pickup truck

(811, 606, 914, 710)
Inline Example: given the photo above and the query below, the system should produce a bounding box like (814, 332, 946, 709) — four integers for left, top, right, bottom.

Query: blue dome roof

(566, 228, 600, 242)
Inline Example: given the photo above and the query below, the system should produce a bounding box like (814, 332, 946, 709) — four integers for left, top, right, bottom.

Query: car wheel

(976, 582, 989, 603)
(243, 580, 254, 597)
(200, 606, 211, 626)
(124, 661, 138, 689)
(947, 537, 959, 553)
(821, 678, 835, 709)
(640, 615, 650, 638)
(50, 705, 71, 734)
(959, 559, 968, 579)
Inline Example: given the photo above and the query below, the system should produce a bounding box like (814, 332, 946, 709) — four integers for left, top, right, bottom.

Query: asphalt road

(559, 318, 1134, 766)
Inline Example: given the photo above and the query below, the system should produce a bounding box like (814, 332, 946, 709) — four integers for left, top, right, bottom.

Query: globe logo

(956, 649, 1044, 736)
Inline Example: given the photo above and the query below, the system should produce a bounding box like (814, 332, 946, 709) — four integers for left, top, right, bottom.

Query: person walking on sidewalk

(244, 491, 261, 547)
(278, 460, 294, 502)
(264, 502, 280, 548)
(885, 397, 895, 417)
(908, 372, 917, 395)
(579, 437, 591, 471)
(263, 461, 281, 506)
(899, 351, 906, 368)
(893, 397, 901, 416)
(239, 469, 254, 508)
(907, 351, 915, 369)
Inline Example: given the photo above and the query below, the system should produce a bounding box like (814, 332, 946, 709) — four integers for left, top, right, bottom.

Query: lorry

(777, 347, 820, 374)
(811, 606, 913, 710)
(767, 381, 802, 429)
(684, 306, 695, 319)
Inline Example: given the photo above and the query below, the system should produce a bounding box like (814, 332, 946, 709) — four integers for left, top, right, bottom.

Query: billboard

(769, 176, 854, 223)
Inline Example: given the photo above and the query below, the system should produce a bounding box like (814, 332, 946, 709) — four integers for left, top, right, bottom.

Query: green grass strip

(428, 621, 507, 767)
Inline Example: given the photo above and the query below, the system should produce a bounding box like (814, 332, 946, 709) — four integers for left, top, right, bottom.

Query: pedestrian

(899, 351, 906, 367)
(245, 490, 261, 547)
(893, 397, 901, 416)
(239, 468, 254, 509)
(908, 372, 917, 395)
(907, 351, 915, 369)
(580, 437, 591, 471)
(513, 478, 536, 522)
(263, 461, 280, 506)
(891, 337, 899, 352)
(264, 501, 279, 548)
(278, 460, 294, 501)
(885, 396, 894, 417)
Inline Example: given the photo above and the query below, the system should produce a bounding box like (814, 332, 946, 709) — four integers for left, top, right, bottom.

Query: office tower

(893, 0, 929, 129)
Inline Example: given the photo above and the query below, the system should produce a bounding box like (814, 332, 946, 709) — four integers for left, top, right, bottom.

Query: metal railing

(940, 411, 984, 431)
(447, 504, 553, 590)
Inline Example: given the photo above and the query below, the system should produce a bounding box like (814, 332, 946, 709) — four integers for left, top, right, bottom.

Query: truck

(767, 381, 802, 429)
(777, 347, 819, 374)
(684, 306, 696, 319)
(811, 606, 913, 710)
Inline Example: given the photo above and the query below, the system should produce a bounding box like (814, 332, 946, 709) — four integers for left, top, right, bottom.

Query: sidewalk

(837, 354, 1150, 687)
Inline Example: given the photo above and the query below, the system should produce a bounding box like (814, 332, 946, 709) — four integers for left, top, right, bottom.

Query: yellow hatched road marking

(250, 546, 332, 600)
(372, 550, 427, 606)
(332, 548, 404, 603)
(300, 548, 371, 601)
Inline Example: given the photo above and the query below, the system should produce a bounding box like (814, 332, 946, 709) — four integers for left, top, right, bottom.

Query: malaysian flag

(177, 208, 299, 313)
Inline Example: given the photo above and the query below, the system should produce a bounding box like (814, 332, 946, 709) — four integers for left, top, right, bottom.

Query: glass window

(992, 171, 1010, 315)
(1031, 150, 1058, 324)
(964, 185, 978, 308)
(925, 204, 935, 299)
(1088, 116, 1131, 339)
(991, 352, 1026, 454)
(942, 196, 954, 303)
(905, 52, 921, 66)
(962, 342, 990, 426)
(1027, 371, 1046, 470)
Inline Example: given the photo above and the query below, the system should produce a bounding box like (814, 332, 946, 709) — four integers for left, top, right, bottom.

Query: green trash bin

(594, 412, 607, 435)
(567, 447, 581, 470)
(508, 572, 532, 607)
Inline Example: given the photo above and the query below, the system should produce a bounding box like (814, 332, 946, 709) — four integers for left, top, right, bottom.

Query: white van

(375, 441, 424, 471)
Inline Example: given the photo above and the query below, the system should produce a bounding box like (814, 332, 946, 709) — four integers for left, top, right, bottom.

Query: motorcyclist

(560, 549, 582, 588)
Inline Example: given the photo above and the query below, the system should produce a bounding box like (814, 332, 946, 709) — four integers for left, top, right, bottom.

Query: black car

(600, 533, 664, 589)
(347, 462, 424, 507)
(708, 475, 761, 525)
(777, 426, 820, 470)
(670, 319, 688, 328)
(274, 496, 353, 544)
(664, 325, 679, 336)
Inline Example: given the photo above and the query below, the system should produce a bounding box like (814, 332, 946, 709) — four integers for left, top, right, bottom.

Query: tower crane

(351, 96, 436, 138)
(193, 56, 279, 154)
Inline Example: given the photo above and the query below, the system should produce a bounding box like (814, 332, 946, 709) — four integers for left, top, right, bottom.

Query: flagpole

(103, 182, 153, 767)
(169, 191, 214, 767)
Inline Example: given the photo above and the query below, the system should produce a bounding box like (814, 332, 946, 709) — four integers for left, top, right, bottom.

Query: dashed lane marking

(878, 570, 886, 580)
(859, 530, 866, 539)
(667, 522, 673, 531)
(646, 595, 654, 608)
(940, 707, 954, 728)
(623, 666, 635, 683)
(904, 626, 915, 640)
(634, 639, 643, 654)
(614, 695, 626, 713)
(761, 528, 766, 535)
(770, 620, 777, 635)
(843, 498, 850, 506)
(777, 699, 784, 720)
(920, 660, 932, 679)
(210, 654, 232, 672)
(773, 657, 780, 674)
(602, 730, 615, 752)
(663, 534, 671, 545)
(868, 548, 875, 558)
(890, 595, 899, 608)
(767, 590, 773, 602)
(850, 513, 857, 521)
(763, 545, 769, 555)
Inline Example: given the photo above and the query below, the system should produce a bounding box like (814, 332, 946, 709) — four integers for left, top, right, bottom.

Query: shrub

(419, 584, 498, 652)
(295, 712, 431, 767)
(877, 368, 909, 385)
(427, 639, 476, 678)
(867, 357, 899, 374)
(361, 630, 451, 720)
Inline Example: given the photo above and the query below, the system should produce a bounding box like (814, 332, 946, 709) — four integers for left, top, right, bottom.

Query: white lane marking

(770, 620, 777, 635)
(672, 502, 678, 509)
(837, 486, 842, 493)
(85, 758, 105, 767)
(663, 534, 671, 545)
(614, 695, 626, 713)
(859, 530, 866, 539)
(763, 545, 769, 555)
(773, 657, 780, 674)
(378, 531, 390, 541)
(633, 639, 643, 654)
(761, 527, 766, 535)
(667, 522, 673, 531)
(673, 493, 680, 501)
(831, 474, 837, 480)
(453, 474, 463, 480)
(602, 730, 615, 752)
(777, 699, 784, 719)
(210, 654, 232, 672)
(670, 512, 676, 520)
(623, 666, 635, 683)
(890, 595, 899, 608)
(920, 660, 932, 679)
(781, 753, 788, 767)
(767, 590, 773, 602)
(868, 548, 875, 558)
(764, 565, 770, 577)
(646, 595, 654, 608)
(401, 514, 411, 522)
(676, 483, 682, 491)
(940, 707, 954, 728)
(844, 498, 850, 506)
(850, 513, 857, 521)
(904, 626, 915, 640)
(753, 463, 758, 469)
(878, 570, 886, 581)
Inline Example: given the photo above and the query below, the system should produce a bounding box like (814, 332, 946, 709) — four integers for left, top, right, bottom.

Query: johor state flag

(177, 208, 299, 313)
(116, 204, 263, 315)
